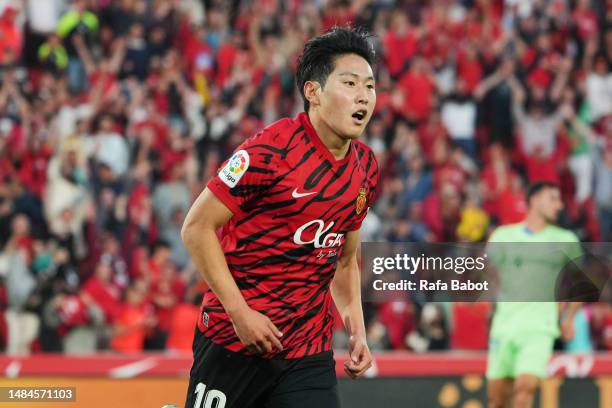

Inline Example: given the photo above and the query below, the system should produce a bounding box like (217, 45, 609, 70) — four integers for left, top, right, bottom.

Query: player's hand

(230, 306, 283, 354)
(344, 334, 372, 379)
(560, 317, 575, 342)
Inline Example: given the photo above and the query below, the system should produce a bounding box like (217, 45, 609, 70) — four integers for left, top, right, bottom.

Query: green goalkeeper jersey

(487, 223, 582, 337)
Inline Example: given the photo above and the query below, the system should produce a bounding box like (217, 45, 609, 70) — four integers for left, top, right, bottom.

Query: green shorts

(486, 333, 555, 379)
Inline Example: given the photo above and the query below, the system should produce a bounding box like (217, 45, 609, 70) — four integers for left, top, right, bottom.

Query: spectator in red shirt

(383, 11, 418, 78)
(17, 136, 52, 199)
(398, 56, 437, 124)
(148, 261, 185, 349)
(214, 30, 243, 88)
(589, 303, 612, 350)
(146, 240, 172, 283)
(321, 0, 354, 31)
(480, 143, 520, 219)
(43, 291, 104, 353)
(158, 125, 191, 182)
(450, 303, 490, 350)
(378, 301, 415, 350)
(497, 176, 528, 225)
(423, 182, 463, 242)
(166, 285, 200, 353)
(418, 111, 449, 161)
(83, 260, 122, 324)
(0, 6, 22, 65)
(184, 24, 215, 82)
(111, 281, 157, 353)
(431, 138, 470, 193)
(572, 0, 599, 41)
(456, 44, 482, 93)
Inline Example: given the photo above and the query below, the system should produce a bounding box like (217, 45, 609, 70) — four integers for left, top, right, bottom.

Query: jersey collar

(298, 112, 353, 167)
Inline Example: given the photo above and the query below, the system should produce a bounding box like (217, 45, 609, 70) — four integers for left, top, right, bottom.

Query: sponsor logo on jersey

(356, 187, 367, 215)
(293, 219, 344, 248)
(219, 149, 249, 188)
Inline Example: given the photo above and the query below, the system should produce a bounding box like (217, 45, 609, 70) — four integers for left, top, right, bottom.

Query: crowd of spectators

(0, 0, 611, 355)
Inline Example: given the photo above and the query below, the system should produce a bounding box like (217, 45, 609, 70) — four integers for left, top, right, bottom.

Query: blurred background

(0, 0, 611, 407)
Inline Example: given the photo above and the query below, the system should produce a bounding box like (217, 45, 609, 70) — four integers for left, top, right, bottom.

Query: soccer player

(181, 27, 379, 408)
(486, 182, 583, 408)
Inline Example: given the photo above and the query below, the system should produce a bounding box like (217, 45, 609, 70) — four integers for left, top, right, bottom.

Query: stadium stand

(0, 0, 610, 358)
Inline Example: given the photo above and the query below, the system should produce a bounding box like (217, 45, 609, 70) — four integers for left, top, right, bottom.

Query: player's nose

(355, 86, 369, 106)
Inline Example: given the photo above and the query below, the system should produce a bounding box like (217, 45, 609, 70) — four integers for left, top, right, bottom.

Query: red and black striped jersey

(201, 112, 380, 359)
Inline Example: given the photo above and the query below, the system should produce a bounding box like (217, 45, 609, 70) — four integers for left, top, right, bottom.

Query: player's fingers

(351, 357, 371, 372)
(344, 359, 359, 373)
(266, 330, 283, 351)
(353, 360, 372, 377)
(248, 336, 267, 354)
(344, 364, 357, 379)
(350, 342, 364, 363)
(345, 359, 370, 379)
(344, 362, 363, 379)
(256, 338, 272, 353)
(353, 369, 368, 379)
(267, 320, 283, 338)
(246, 344, 262, 354)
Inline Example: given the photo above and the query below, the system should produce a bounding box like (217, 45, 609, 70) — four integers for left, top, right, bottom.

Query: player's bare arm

(331, 228, 372, 379)
(559, 302, 583, 342)
(181, 187, 283, 354)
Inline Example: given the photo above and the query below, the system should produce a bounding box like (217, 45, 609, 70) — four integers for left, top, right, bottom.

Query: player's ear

(304, 81, 321, 108)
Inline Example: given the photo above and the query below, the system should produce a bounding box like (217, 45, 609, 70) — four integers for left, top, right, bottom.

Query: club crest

(356, 187, 367, 215)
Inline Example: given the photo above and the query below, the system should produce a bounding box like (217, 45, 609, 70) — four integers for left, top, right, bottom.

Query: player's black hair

(526, 181, 559, 205)
(295, 26, 375, 112)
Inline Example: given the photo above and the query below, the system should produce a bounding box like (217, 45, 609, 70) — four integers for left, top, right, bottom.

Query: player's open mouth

(352, 110, 367, 125)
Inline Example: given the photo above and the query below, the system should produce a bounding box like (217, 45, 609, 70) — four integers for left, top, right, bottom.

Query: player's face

(534, 187, 563, 223)
(318, 54, 376, 140)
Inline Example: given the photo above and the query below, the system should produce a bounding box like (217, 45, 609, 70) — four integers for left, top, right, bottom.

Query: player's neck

(308, 113, 351, 160)
(523, 213, 548, 233)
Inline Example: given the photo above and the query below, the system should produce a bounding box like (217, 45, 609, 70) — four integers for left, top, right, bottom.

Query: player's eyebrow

(338, 72, 375, 82)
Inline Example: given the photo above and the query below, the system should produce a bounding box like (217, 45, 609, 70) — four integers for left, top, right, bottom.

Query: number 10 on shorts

(193, 383, 227, 408)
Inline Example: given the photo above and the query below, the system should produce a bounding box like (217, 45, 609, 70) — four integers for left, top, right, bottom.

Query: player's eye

(346, 81, 355, 86)
(367, 84, 375, 90)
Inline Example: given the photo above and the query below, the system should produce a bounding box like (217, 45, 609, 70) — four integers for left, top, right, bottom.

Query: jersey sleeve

(485, 227, 507, 267)
(349, 150, 381, 231)
(207, 129, 279, 214)
(562, 231, 583, 263)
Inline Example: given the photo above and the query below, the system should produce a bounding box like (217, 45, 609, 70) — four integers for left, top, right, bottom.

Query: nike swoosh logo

(292, 188, 317, 198)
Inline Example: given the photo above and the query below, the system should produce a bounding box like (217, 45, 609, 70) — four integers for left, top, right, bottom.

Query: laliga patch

(219, 149, 249, 188)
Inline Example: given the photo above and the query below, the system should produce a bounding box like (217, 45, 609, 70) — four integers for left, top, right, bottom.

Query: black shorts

(184, 327, 340, 408)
